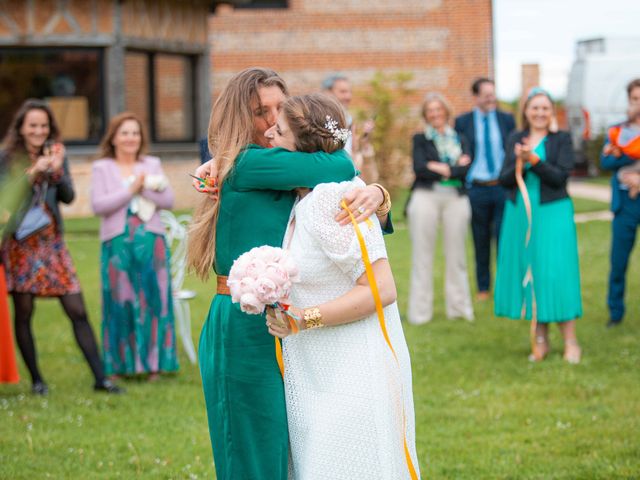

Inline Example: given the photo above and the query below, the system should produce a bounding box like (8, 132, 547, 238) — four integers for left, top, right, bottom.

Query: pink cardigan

(91, 156, 175, 242)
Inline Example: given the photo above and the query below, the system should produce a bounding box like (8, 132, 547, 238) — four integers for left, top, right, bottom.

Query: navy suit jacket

(454, 109, 516, 162)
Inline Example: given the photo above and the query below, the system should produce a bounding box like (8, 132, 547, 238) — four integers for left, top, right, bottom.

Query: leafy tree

(355, 71, 416, 190)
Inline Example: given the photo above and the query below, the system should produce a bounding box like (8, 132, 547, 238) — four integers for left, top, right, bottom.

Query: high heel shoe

(94, 379, 125, 394)
(528, 335, 549, 362)
(32, 381, 49, 396)
(563, 339, 581, 365)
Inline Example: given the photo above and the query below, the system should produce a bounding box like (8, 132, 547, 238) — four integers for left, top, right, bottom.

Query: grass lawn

(1, 205, 639, 479)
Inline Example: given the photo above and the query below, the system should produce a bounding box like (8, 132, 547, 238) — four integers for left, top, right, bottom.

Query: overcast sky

(494, 0, 640, 100)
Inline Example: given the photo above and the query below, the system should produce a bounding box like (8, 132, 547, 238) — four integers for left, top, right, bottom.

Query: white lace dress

(282, 179, 419, 480)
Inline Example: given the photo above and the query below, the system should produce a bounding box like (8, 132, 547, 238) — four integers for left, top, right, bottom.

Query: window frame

(0, 46, 106, 146)
(143, 50, 198, 144)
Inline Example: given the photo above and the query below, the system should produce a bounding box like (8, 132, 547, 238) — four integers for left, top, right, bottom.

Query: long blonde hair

(187, 67, 288, 279)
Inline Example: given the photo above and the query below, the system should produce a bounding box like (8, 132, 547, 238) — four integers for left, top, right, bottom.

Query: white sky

(494, 0, 640, 100)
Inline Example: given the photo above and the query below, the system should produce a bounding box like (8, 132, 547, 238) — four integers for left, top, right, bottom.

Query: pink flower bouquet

(227, 246, 300, 316)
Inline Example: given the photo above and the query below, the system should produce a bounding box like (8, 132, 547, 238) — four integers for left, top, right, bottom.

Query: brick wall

(155, 55, 192, 140)
(209, 0, 494, 116)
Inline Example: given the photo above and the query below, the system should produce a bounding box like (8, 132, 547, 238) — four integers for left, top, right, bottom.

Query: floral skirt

(101, 213, 178, 375)
(2, 220, 81, 296)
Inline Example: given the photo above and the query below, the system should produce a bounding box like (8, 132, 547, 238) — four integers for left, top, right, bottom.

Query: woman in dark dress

(0, 99, 121, 395)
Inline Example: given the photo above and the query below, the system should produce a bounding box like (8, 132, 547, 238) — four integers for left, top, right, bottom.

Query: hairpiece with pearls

(324, 115, 351, 145)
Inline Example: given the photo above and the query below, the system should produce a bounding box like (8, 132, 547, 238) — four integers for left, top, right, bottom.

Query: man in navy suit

(455, 78, 515, 300)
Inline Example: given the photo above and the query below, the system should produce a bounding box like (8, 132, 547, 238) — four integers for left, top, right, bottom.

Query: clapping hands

(603, 143, 622, 158)
(28, 142, 65, 180)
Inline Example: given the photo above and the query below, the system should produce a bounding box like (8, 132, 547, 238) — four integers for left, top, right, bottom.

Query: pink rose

(245, 258, 267, 279)
(255, 277, 280, 305)
(255, 245, 283, 264)
(239, 292, 265, 315)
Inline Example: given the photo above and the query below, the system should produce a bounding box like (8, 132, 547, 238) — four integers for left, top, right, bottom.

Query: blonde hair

(97, 112, 147, 160)
(187, 67, 288, 280)
(283, 94, 347, 153)
(421, 92, 453, 124)
(521, 90, 556, 132)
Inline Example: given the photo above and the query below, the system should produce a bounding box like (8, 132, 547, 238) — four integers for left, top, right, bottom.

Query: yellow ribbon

(341, 200, 420, 480)
(515, 158, 538, 355)
(275, 337, 284, 378)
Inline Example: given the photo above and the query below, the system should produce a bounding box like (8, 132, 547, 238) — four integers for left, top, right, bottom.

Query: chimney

(521, 63, 540, 101)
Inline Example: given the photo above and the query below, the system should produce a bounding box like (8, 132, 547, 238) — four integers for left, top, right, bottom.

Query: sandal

(563, 339, 581, 365)
(528, 335, 549, 362)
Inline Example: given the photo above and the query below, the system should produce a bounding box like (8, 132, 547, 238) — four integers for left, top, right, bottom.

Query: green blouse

(214, 145, 357, 274)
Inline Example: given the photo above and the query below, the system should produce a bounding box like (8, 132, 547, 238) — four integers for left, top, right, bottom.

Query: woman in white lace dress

(265, 94, 419, 480)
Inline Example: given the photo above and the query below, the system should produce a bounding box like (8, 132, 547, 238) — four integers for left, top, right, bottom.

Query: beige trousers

(407, 186, 474, 324)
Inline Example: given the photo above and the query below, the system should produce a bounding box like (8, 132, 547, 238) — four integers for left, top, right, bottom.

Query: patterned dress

(101, 211, 178, 375)
(2, 181, 81, 297)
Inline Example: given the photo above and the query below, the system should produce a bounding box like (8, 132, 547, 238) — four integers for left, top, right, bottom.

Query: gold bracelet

(371, 183, 391, 216)
(303, 307, 324, 329)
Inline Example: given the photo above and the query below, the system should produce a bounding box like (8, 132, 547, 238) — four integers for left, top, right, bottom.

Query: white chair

(161, 210, 197, 364)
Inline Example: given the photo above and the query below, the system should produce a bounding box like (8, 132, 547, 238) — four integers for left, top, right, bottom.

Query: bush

(355, 71, 416, 191)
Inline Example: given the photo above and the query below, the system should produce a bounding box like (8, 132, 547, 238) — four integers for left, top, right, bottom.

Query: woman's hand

(457, 154, 471, 167)
(130, 173, 145, 194)
(48, 143, 65, 172)
(192, 159, 219, 199)
(26, 155, 51, 181)
(265, 306, 303, 339)
(516, 137, 533, 163)
(335, 184, 383, 226)
(427, 161, 451, 178)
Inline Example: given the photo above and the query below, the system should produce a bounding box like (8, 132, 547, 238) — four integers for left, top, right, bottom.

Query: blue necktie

(483, 114, 495, 177)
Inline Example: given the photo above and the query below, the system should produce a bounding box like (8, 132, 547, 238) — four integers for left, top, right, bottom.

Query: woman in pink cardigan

(91, 112, 178, 380)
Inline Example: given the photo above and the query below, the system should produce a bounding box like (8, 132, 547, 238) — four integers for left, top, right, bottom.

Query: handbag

(15, 181, 51, 241)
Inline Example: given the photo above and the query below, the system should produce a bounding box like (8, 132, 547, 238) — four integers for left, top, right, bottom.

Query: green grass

(1, 212, 639, 479)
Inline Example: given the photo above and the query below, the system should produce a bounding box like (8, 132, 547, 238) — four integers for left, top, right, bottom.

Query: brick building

(1, 0, 495, 215)
(210, 0, 495, 116)
(0, 0, 215, 215)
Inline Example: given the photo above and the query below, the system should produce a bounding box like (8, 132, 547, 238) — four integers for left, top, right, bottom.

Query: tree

(355, 71, 416, 190)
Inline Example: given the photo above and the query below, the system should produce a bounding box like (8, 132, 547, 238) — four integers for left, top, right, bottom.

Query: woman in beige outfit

(407, 93, 474, 324)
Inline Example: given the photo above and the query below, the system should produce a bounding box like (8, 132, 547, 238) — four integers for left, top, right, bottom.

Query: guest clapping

(91, 113, 178, 380)
(0, 99, 121, 394)
(494, 88, 582, 363)
(407, 93, 474, 324)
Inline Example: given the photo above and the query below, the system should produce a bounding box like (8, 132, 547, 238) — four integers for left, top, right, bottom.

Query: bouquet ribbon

(515, 158, 538, 352)
(341, 200, 420, 480)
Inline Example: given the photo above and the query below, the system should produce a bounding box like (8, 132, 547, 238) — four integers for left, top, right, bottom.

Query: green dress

(494, 139, 582, 322)
(198, 145, 356, 480)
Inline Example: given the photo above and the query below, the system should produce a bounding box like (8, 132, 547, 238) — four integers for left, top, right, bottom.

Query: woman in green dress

(494, 87, 582, 364)
(187, 67, 389, 480)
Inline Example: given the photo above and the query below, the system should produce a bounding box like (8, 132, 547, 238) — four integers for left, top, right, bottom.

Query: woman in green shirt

(188, 68, 387, 480)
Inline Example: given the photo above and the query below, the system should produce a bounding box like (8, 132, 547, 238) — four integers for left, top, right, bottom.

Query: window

(125, 51, 196, 143)
(0, 48, 104, 144)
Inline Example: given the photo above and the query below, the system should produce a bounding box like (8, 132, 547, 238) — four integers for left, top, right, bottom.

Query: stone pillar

(196, 45, 212, 142)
